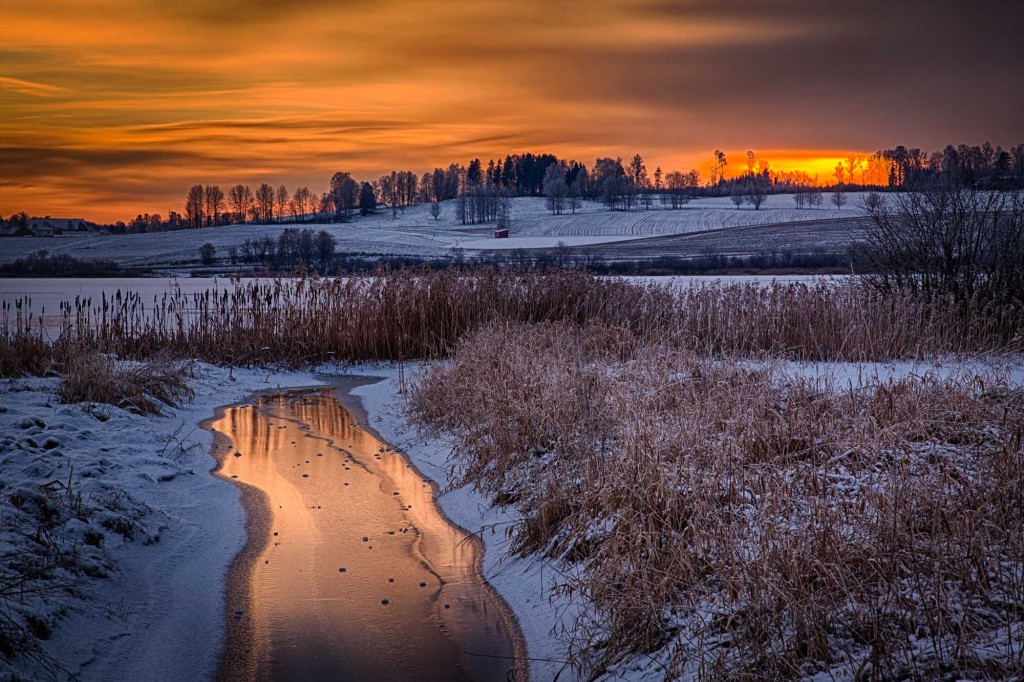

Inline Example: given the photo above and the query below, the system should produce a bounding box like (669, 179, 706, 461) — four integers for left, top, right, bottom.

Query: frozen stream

(206, 383, 521, 681)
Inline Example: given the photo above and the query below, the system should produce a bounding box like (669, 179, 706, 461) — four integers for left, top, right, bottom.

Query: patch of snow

(460, 235, 638, 250)
(0, 365, 319, 681)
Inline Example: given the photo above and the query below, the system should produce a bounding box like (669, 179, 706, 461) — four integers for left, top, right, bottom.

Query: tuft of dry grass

(408, 321, 1024, 681)
(1, 300, 51, 377)
(57, 351, 194, 415)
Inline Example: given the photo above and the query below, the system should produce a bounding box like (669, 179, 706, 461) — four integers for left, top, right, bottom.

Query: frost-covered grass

(407, 321, 1024, 681)
(57, 352, 193, 415)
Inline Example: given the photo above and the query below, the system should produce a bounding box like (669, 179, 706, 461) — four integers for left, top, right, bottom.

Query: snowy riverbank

(1, 362, 576, 682)
(0, 365, 320, 681)
(348, 366, 579, 681)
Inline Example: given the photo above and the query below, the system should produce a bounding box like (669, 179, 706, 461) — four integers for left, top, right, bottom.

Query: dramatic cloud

(0, 0, 1020, 221)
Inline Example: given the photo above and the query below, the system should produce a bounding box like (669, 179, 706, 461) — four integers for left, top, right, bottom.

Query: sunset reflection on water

(211, 389, 517, 682)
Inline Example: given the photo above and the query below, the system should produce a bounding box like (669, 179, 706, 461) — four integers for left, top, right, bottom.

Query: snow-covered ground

(459, 234, 640, 250)
(0, 365, 320, 681)
(0, 194, 871, 268)
(1, 362, 574, 681)
(3, 351, 1022, 681)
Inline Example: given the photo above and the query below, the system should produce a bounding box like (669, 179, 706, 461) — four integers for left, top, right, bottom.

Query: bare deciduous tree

(205, 185, 224, 226)
(832, 189, 847, 209)
(329, 172, 358, 221)
(185, 185, 205, 229)
(228, 184, 253, 224)
(567, 179, 583, 214)
(314, 230, 335, 270)
(542, 162, 568, 215)
(255, 183, 275, 224)
(745, 180, 768, 210)
(290, 186, 312, 222)
(275, 185, 289, 223)
(730, 185, 745, 208)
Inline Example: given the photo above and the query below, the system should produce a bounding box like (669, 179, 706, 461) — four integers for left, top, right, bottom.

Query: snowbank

(0, 365, 319, 681)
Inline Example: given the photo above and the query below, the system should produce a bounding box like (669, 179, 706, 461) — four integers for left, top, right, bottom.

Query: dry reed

(408, 321, 1024, 681)
(4, 269, 1015, 370)
(1, 299, 51, 377)
(5, 269, 1022, 677)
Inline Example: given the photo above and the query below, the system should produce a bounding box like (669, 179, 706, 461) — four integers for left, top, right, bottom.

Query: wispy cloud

(0, 0, 1021, 221)
(0, 75, 64, 97)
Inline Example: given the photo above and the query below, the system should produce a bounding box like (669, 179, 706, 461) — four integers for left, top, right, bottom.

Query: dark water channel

(208, 385, 521, 681)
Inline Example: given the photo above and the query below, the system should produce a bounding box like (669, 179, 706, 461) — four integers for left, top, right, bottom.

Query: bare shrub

(860, 187, 1024, 307)
(409, 321, 1024, 680)
(57, 351, 193, 415)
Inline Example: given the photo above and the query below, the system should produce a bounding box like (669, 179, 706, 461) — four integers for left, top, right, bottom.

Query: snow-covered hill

(0, 194, 871, 268)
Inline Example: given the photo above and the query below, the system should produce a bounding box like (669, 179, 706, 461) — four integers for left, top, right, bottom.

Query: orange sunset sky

(1, 0, 1021, 223)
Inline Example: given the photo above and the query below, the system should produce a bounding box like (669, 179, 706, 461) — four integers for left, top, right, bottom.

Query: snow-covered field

(0, 194, 871, 268)
(458, 235, 638, 250)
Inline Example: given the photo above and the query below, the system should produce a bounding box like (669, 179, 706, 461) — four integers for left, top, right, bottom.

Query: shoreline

(348, 366, 577, 681)
(331, 377, 531, 682)
(204, 404, 274, 682)
(0, 365, 320, 681)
